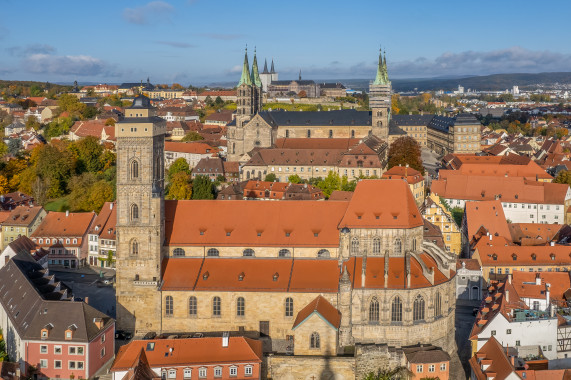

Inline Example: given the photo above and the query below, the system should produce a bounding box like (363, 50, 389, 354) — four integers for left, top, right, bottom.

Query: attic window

(203, 271, 209, 280)
(375, 215, 380, 220)
(531, 254, 536, 261)
(226, 231, 231, 236)
(200, 230, 205, 235)
(357, 215, 362, 220)
(314, 232, 319, 237)
(492, 254, 497, 261)
(238, 272, 245, 281)
(257, 231, 262, 237)
(512, 254, 517, 261)
(285, 232, 290, 237)
(393, 215, 397, 220)
(273, 272, 279, 281)
(146, 342, 155, 351)
(551, 254, 556, 261)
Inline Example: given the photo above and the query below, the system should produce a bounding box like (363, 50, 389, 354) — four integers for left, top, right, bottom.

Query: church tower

(228, 47, 262, 161)
(370, 48, 392, 141)
(115, 95, 166, 334)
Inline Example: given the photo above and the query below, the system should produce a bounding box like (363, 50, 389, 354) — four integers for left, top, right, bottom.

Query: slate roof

(270, 80, 316, 85)
(0, 251, 113, 343)
(403, 345, 451, 364)
(391, 114, 435, 127)
(258, 109, 372, 127)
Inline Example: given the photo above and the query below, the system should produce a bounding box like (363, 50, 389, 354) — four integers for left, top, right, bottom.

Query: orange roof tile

(339, 180, 423, 229)
(382, 166, 425, 184)
(31, 211, 95, 238)
(469, 337, 516, 380)
(512, 271, 571, 304)
(111, 337, 262, 371)
(476, 241, 571, 267)
(508, 223, 561, 246)
(465, 200, 511, 241)
(292, 295, 341, 330)
(164, 141, 218, 155)
(439, 160, 552, 180)
(3, 206, 44, 226)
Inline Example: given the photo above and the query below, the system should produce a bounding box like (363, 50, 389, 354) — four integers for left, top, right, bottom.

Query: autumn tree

(166, 171, 193, 200)
(56, 94, 86, 117)
(554, 170, 571, 186)
(35, 144, 76, 198)
(287, 174, 302, 184)
(181, 131, 204, 142)
(26, 117, 41, 131)
(0, 174, 9, 194)
(387, 136, 424, 174)
(105, 118, 115, 126)
(298, 90, 307, 98)
(191, 175, 214, 199)
(317, 171, 341, 198)
(167, 158, 191, 182)
(68, 136, 104, 173)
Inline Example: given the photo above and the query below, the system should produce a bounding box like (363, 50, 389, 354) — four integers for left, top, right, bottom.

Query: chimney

(507, 273, 512, 284)
(535, 273, 541, 286)
(505, 290, 509, 303)
(222, 332, 229, 348)
(110, 203, 114, 210)
(66, 210, 69, 217)
(84, 297, 89, 304)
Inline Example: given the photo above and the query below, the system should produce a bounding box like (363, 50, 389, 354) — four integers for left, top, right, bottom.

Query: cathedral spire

(299, 69, 302, 81)
(382, 49, 390, 84)
(373, 46, 386, 85)
(270, 59, 275, 74)
(238, 47, 252, 86)
(250, 47, 262, 87)
(262, 58, 269, 74)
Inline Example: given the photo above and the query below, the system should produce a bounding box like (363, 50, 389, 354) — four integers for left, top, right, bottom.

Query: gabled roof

(89, 202, 116, 240)
(469, 336, 518, 380)
(31, 211, 95, 238)
(3, 206, 44, 226)
(403, 345, 451, 364)
(382, 166, 424, 184)
(339, 180, 423, 229)
(465, 200, 511, 242)
(112, 337, 262, 371)
(292, 295, 341, 330)
(508, 223, 561, 246)
(165, 141, 217, 155)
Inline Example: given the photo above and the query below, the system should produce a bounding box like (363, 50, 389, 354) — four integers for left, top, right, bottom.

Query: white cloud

(23, 53, 113, 77)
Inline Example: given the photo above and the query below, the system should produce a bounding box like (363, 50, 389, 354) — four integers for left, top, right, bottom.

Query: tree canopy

(191, 175, 215, 200)
(387, 136, 424, 174)
(181, 131, 205, 142)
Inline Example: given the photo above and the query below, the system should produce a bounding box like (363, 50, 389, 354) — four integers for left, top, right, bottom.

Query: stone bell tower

(370, 48, 392, 141)
(115, 94, 166, 334)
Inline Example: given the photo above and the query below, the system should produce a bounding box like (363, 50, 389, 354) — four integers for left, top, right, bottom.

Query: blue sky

(1, 0, 570, 86)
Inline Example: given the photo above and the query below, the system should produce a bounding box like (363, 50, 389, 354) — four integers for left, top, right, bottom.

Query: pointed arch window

(372, 237, 381, 254)
(130, 239, 139, 256)
(369, 297, 380, 323)
(435, 292, 442, 318)
(391, 296, 402, 322)
(351, 238, 359, 255)
(188, 296, 197, 317)
(413, 239, 417, 251)
(351, 130, 355, 138)
(131, 160, 139, 179)
(310, 332, 320, 349)
(130, 204, 139, 221)
(394, 238, 402, 255)
(165, 296, 173, 317)
(307, 129, 311, 138)
(329, 130, 333, 138)
(413, 295, 425, 322)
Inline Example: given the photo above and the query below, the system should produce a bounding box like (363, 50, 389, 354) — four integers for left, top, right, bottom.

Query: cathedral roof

(292, 295, 341, 330)
(262, 59, 269, 74)
(129, 94, 153, 109)
(270, 59, 275, 74)
(258, 109, 371, 128)
(238, 48, 252, 86)
(250, 50, 262, 87)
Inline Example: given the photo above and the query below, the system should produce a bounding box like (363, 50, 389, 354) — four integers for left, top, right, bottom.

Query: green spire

(238, 47, 252, 86)
(373, 47, 386, 85)
(383, 49, 390, 84)
(250, 48, 262, 87)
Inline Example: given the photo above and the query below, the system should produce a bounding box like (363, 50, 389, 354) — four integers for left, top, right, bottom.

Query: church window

(279, 249, 291, 257)
(351, 238, 359, 254)
(131, 160, 139, 179)
(243, 248, 255, 257)
(212, 297, 221, 316)
(173, 248, 185, 257)
(189, 297, 197, 317)
(369, 297, 380, 323)
(412, 239, 417, 251)
(435, 292, 442, 318)
(285, 297, 294, 317)
(130, 204, 139, 221)
(378, 121, 383, 127)
(351, 130, 355, 138)
(373, 238, 381, 254)
(165, 296, 173, 317)
(307, 129, 311, 138)
(413, 295, 425, 322)
(317, 249, 330, 258)
(286, 130, 290, 138)
(310, 332, 320, 349)
(237, 297, 245, 316)
(130, 239, 138, 256)
(391, 296, 402, 322)
(207, 248, 219, 257)
(394, 239, 402, 255)
(329, 130, 333, 138)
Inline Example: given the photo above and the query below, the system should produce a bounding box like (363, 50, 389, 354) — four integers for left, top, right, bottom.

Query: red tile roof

(339, 180, 423, 229)
(3, 206, 44, 226)
(469, 336, 516, 380)
(89, 202, 116, 240)
(508, 223, 561, 246)
(476, 240, 571, 267)
(111, 337, 262, 371)
(164, 141, 218, 155)
(438, 161, 552, 181)
(274, 138, 361, 150)
(31, 211, 95, 238)
(511, 271, 571, 305)
(70, 119, 107, 138)
(382, 165, 425, 184)
(292, 295, 341, 330)
(465, 200, 511, 241)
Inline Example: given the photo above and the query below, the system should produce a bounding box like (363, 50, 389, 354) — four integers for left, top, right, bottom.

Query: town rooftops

(89, 202, 116, 240)
(438, 161, 552, 181)
(258, 109, 372, 127)
(511, 271, 571, 305)
(465, 200, 511, 242)
(382, 165, 424, 184)
(245, 148, 345, 167)
(274, 137, 361, 150)
(31, 211, 95, 238)
(508, 223, 561, 246)
(469, 336, 518, 380)
(403, 344, 451, 364)
(111, 337, 262, 371)
(476, 239, 571, 267)
(165, 141, 218, 155)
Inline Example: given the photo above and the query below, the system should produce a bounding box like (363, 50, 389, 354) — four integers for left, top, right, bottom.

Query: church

(226, 48, 481, 162)
(114, 93, 458, 377)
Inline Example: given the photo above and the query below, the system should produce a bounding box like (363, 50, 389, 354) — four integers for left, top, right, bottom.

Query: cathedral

(226, 48, 481, 162)
(114, 91, 458, 377)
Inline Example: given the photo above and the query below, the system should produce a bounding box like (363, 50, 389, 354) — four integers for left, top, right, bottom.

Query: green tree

(341, 175, 357, 192)
(166, 171, 193, 200)
(317, 171, 341, 198)
(106, 251, 115, 267)
(35, 144, 76, 198)
(7, 138, 21, 155)
(181, 131, 205, 142)
(81, 106, 98, 120)
(69, 136, 104, 173)
(205, 96, 214, 107)
(363, 366, 409, 380)
(192, 175, 214, 199)
(30, 84, 44, 97)
(214, 96, 224, 107)
(56, 93, 86, 117)
(26, 117, 41, 131)
(0, 141, 8, 157)
(167, 158, 191, 182)
(44, 116, 75, 139)
(554, 170, 571, 186)
(387, 136, 424, 174)
(287, 174, 302, 184)
(264, 173, 277, 182)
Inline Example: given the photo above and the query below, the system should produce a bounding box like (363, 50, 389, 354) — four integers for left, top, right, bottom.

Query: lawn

(44, 196, 70, 212)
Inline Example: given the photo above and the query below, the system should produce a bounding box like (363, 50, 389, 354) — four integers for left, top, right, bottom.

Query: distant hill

(338, 72, 571, 93)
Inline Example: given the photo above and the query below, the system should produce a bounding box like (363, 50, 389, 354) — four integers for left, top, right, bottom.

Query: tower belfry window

(131, 160, 139, 179)
(131, 204, 139, 221)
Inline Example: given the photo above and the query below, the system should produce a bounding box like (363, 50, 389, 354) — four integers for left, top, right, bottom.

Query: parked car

(115, 330, 133, 340)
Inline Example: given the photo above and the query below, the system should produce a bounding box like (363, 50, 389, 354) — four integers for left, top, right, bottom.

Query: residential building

(421, 194, 461, 254)
(164, 141, 218, 169)
(191, 157, 225, 180)
(456, 259, 483, 301)
(146, 89, 185, 99)
(0, 250, 115, 379)
(31, 211, 96, 269)
(319, 82, 347, 97)
(87, 202, 116, 268)
(0, 235, 48, 269)
(462, 200, 511, 256)
(110, 337, 263, 380)
(431, 175, 571, 224)
(69, 119, 116, 144)
(0, 192, 34, 211)
(204, 110, 233, 128)
(156, 107, 199, 122)
(1, 206, 46, 250)
(382, 165, 425, 205)
(196, 90, 237, 102)
(227, 180, 325, 201)
(403, 345, 450, 380)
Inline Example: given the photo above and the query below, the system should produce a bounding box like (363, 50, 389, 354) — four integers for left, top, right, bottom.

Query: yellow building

(421, 194, 462, 255)
(1, 206, 46, 250)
